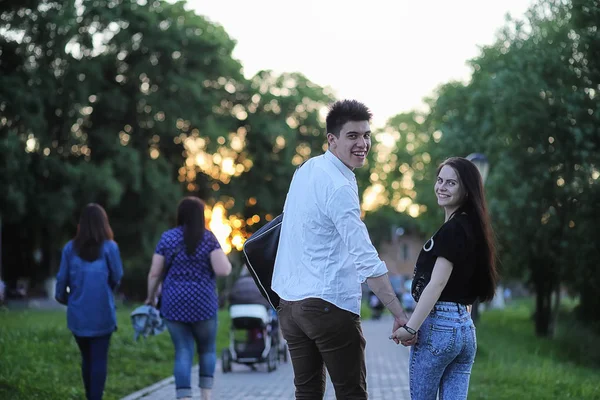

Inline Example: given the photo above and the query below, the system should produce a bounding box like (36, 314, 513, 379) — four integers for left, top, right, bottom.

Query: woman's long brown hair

(438, 157, 498, 301)
(73, 203, 114, 261)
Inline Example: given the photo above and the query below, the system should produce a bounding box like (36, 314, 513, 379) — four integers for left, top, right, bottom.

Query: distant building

(378, 232, 423, 279)
(361, 229, 423, 300)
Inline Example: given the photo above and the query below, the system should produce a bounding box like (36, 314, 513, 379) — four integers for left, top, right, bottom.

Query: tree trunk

(549, 285, 561, 335)
(577, 286, 600, 325)
(534, 278, 553, 337)
(2, 223, 35, 294)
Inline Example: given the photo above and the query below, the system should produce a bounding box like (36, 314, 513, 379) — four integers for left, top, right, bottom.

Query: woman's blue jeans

(165, 316, 218, 399)
(409, 302, 477, 400)
(73, 334, 112, 400)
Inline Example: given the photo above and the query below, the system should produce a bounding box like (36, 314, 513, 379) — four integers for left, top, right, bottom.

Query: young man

(272, 99, 411, 399)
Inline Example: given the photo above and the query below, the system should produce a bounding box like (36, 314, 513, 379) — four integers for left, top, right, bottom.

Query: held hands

(391, 316, 407, 345)
(390, 324, 418, 347)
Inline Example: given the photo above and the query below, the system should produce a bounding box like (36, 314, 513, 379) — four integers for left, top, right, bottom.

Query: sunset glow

(205, 202, 246, 254)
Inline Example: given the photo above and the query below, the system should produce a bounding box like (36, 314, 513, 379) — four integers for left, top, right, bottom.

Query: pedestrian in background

(55, 203, 124, 400)
(145, 197, 232, 400)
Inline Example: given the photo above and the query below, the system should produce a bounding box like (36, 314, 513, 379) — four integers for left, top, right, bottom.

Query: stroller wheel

(221, 349, 232, 373)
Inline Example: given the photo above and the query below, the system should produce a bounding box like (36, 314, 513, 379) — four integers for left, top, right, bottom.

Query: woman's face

(435, 165, 466, 209)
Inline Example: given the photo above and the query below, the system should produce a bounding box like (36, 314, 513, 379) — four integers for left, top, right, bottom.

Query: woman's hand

(391, 327, 418, 346)
(144, 297, 157, 307)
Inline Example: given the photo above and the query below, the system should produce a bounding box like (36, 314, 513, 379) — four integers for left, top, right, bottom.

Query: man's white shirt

(272, 150, 388, 315)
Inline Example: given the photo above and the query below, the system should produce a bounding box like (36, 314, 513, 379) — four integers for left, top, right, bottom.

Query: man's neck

(327, 148, 354, 171)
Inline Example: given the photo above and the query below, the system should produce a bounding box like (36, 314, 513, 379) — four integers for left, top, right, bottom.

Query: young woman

(145, 197, 231, 400)
(392, 157, 498, 400)
(55, 203, 124, 400)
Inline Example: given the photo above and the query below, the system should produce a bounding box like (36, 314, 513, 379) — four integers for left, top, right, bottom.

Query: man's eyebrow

(345, 130, 371, 136)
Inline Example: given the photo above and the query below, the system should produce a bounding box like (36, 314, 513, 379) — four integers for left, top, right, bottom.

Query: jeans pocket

(470, 325, 477, 351)
(426, 324, 457, 356)
(300, 299, 332, 314)
(300, 305, 332, 314)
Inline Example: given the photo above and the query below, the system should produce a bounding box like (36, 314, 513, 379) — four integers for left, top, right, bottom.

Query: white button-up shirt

(272, 150, 388, 315)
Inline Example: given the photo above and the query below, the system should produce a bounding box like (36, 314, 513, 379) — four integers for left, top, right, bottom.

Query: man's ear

(326, 132, 336, 148)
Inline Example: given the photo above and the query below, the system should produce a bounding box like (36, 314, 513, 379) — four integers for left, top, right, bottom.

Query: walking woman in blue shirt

(392, 157, 498, 400)
(55, 203, 124, 400)
(145, 197, 231, 400)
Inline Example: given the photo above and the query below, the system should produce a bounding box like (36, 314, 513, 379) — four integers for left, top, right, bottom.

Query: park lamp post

(466, 153, 489, 184)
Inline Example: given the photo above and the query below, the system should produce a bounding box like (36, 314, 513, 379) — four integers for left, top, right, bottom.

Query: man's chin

(352, 159, 366, 168)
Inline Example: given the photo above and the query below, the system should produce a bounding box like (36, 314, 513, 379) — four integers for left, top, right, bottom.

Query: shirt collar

(324, 150, 356, 182)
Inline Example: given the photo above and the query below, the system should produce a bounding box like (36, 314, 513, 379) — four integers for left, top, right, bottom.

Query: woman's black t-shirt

(411, 213, 478, 305)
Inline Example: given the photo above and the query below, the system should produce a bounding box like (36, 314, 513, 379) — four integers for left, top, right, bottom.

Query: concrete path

(121, 316, 410, 400)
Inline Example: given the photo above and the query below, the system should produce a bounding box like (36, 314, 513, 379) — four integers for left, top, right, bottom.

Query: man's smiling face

(327, 120, 371, 170)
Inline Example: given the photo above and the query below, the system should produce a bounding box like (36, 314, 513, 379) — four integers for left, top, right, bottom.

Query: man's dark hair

(326, 99, 372, 137)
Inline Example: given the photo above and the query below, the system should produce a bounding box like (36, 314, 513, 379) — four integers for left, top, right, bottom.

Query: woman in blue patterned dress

(145, 197, 232, 400)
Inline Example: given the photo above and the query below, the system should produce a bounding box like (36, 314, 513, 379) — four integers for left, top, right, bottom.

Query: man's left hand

(401, 333, 418, 347)
(391, 326, 417, 346)
(391, 316, 408, 344)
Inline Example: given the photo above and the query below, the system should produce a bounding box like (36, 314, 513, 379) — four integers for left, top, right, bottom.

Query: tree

(425, 0, 600, 336)
(0, 0, 340, 299)
(0, 0, 246, 296)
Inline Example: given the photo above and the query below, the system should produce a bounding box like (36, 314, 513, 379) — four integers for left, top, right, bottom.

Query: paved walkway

(121, 316, 410, 400)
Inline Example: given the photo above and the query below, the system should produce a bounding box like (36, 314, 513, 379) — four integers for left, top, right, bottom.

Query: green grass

(0, 304, 230, 400)
(360, 300, 373, 320)
(3, 300, 599, 399)
(469, 301, 600, 400)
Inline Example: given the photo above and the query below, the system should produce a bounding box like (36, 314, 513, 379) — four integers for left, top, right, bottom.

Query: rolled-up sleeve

(107, 241, 124, 289)
(327, 184, 388, 283)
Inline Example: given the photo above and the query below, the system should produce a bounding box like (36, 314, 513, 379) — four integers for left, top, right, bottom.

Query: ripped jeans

(409, 301, 477, 400)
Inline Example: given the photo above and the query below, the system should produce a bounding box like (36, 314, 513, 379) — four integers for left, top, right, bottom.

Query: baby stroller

(222, 272, 288, 373)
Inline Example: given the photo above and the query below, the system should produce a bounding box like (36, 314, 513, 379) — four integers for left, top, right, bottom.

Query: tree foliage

(383, 0, 600, 335)
(0, 0, 333, 297)
(2, 0, 598, 338)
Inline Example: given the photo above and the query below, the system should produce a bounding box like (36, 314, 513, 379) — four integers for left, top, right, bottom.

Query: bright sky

(185, 0, 533, 127)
